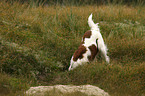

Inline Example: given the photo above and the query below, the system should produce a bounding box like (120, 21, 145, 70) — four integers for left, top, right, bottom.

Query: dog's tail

(88, 14, 99, 30)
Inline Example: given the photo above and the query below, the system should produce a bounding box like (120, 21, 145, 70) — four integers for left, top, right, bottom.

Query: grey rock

(26, 85, 110, 96)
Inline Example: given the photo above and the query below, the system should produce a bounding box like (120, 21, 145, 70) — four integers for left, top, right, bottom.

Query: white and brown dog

(68, 14, 110, 71)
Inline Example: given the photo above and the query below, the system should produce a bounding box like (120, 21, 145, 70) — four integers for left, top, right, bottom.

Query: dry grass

(0, 1, 145, 96)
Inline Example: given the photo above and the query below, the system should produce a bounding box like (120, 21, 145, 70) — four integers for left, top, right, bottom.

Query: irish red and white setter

(68, 14, 110, 71)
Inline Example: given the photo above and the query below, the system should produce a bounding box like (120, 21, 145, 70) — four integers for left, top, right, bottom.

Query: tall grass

(0, 1, 145, 96)
(6, 0, 145, 6)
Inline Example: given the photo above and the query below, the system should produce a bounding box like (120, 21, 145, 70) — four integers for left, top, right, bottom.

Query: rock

(26, 85, 110, 96)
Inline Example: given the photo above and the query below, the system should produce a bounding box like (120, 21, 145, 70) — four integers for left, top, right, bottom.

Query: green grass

(0, 1, 145, 96)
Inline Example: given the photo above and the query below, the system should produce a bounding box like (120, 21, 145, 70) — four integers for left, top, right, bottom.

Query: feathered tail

(88, 14, 99, 30)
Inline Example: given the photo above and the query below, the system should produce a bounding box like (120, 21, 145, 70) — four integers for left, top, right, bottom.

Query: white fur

(69, 47, 91, 70)
(68, 14, 109, 71)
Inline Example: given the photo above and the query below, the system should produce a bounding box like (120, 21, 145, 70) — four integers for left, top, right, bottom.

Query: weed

(0, 1, 145, 96)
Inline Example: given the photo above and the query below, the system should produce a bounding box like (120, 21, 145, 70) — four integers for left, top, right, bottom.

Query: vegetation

(6, 0, 145, 6)
(0, 1, 145, 96)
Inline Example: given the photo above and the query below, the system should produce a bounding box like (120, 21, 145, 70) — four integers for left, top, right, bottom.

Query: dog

(68, 14, 110, 71)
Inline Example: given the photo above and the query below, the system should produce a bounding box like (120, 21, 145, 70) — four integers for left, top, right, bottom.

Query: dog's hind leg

(99, 45, 110, 63)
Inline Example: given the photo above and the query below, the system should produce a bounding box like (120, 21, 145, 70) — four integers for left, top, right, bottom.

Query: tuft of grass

(0, 73, 33, 96)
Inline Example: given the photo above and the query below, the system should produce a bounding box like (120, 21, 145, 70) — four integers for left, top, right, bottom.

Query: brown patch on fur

(88, 44, 98, 61)
(81, 30, 92, 44)
(73, 45, 87, 61)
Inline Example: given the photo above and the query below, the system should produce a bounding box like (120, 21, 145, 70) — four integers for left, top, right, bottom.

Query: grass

(0, 1, 145, 96)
